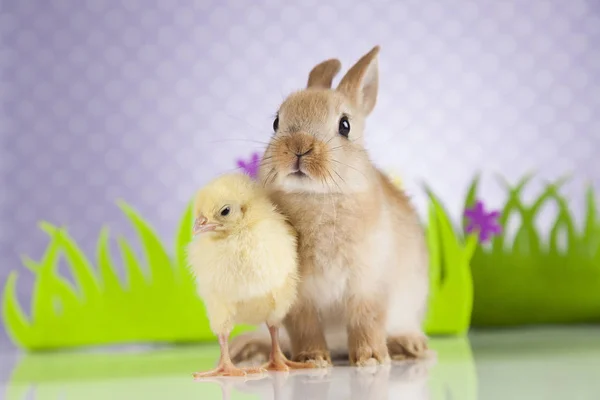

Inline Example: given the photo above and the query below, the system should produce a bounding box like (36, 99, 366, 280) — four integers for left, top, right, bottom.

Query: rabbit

(230, 46, 430, 367)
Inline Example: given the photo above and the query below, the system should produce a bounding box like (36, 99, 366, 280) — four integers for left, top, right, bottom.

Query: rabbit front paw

(294, 350, 332, 368)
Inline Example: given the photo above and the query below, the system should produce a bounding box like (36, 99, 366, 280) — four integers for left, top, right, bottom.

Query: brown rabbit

(230, 46, 430, 367)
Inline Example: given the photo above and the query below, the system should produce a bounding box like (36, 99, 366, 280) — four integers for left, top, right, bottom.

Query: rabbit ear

(307, 59, 342, 89)
(337, 46, 380, 115)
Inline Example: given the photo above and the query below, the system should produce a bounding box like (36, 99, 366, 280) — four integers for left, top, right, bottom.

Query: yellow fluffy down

(187, 173, 299, 334)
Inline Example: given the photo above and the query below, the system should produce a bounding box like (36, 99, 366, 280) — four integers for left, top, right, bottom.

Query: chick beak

(193, 215, 219, 236)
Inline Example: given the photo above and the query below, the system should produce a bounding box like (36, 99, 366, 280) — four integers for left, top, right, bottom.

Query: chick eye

(220, 206, 231, 217)
(273, 116, 279, 132)
(338, 116, 350, 138)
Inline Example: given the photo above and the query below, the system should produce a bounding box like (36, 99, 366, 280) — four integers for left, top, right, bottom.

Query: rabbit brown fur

(230, 46, 429, 367)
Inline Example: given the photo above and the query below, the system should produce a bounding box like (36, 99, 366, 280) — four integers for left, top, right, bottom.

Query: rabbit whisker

(266, 168, 278, 187)
(332, 169, 347, 189)
(219, 110, 268, 133)
(329, 172, 344, 195)
(328, 181, 338, 243)
(329, 144, 367, 154)
(259, 155, 276, 166)
(262, 167, 276, 188)
(259, 159, 276, 169)
(329, 159, 368, 180)
(204, 138, 271, 147)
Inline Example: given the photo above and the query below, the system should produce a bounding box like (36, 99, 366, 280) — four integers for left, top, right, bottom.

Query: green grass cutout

(1, 185, 476, 350)
(2, 201, 252, 350)
(424, 189, 478, 335)
(466, 175, 600, 326)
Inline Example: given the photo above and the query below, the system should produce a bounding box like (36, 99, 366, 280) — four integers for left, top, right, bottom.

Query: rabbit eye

(273, 116, 279, 132)
(338, 116, 350, 138)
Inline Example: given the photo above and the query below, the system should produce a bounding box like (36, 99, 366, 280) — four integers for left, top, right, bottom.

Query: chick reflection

(200, 361, 431, 400)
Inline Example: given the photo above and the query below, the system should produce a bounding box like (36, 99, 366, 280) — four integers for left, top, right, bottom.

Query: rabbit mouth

(290, 170, 307, 178)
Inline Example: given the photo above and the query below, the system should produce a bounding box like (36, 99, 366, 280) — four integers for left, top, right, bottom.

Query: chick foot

(264, 325, 317, 372)
(193, 332, 266, 379)
(264, 356, 315, 372)
(193, 364, 265, 379)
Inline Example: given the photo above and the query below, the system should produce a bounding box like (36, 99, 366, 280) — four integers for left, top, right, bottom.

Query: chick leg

(193, 333, 265, 378)
(263, 325, 316, 371)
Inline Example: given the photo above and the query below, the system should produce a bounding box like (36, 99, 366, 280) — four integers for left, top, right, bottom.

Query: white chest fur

(302, 255, 350, 309)
(282, 193, 376, 310)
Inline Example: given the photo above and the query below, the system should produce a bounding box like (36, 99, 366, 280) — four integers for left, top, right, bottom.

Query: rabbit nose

(294, 148, 313, 158)
(286, 133, 314, 162)
(294, 148, 312, 170)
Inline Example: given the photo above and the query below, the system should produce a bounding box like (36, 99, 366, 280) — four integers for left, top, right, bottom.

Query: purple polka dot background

(1, 0, 599, 349)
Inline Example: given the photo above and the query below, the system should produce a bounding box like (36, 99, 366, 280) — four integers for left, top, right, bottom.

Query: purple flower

(236, 152, 260, 180)
(464, 200, 502, 243)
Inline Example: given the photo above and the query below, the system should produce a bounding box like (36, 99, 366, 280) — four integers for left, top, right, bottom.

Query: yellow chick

(187, 173, 313, 378)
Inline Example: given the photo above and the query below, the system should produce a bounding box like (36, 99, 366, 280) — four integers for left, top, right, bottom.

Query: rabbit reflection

(202, 360, 431, 400)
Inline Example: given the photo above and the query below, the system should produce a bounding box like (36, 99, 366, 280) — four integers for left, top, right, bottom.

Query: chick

(188, 173, 313, 378)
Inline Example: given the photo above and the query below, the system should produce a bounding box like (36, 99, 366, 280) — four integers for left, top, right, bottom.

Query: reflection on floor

(2, 327, 599, 399)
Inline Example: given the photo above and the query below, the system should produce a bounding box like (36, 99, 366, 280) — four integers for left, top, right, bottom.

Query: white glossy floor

(2, 327, 599, 399)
